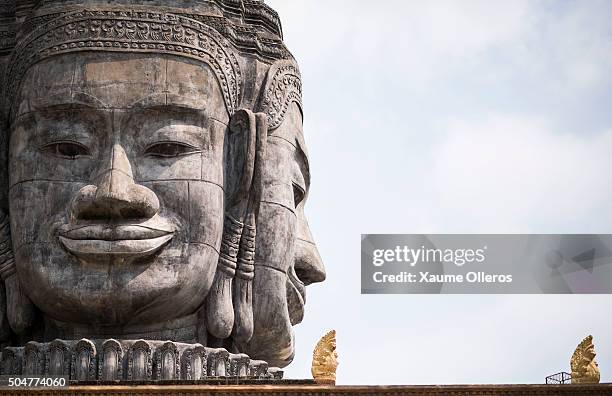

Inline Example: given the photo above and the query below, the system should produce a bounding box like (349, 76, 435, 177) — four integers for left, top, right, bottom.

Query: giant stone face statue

(0, 0, 324, 377)
(11, 52, 229, 330)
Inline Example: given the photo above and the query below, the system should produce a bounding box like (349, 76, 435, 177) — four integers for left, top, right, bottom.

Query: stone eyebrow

(30, 102, 95, 113)
(128, 103, 215, 129)
(137, 103, 207, 115)
(130, 94, 210, 115)
(29, 92, 107, 113)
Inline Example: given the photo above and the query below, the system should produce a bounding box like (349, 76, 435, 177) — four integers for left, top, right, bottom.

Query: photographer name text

(371, 245, 513, 284)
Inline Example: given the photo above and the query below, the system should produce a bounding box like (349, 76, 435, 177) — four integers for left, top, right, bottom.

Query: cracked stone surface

(0, 0, 325, 376)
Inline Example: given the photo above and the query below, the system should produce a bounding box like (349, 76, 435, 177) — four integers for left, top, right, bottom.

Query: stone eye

(293, 182, 305, 208)
(145, 142, 200, 158)
(41, 141, 90, 159)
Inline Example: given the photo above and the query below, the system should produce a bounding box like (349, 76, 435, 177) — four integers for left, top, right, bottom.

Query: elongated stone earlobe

(205, 110, 267, 342)
(232, 222, 255, 342)
(206, 216, 241, 339)
(206, 109, 259, 340)
(233, 112, 267, 343)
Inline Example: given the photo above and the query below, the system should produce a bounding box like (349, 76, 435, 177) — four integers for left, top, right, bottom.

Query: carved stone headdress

(0, 0, 305, 362)
(0, 0, 303, 199)
(0, 0, 294, 115)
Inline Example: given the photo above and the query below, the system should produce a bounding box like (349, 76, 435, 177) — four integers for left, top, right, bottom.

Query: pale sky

(265, 0, 612, 385)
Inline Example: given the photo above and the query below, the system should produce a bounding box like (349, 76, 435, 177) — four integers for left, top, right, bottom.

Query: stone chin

(14, 238, 218, 327)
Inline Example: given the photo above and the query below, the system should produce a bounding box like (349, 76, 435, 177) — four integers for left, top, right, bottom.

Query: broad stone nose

(71, 144, 160, 221)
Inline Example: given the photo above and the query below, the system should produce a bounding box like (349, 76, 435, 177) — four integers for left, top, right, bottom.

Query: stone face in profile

(242, 62, 326, 367)
(0, 0, 325, 373)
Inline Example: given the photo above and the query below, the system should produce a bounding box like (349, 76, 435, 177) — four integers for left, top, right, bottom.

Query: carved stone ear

(226, 109, 258, 208)
(232, 112, 267, 344)
(206, 109, 267, 341)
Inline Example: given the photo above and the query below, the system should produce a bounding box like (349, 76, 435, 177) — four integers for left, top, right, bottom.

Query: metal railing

(545, 372, 572, 384)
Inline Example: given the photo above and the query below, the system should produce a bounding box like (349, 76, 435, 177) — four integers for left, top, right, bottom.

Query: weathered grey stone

(23, 341, 46, 375)
(0, 339, 282, 381)
(47, 339, 71, 376)
(0, 0, 325, 378)
(72, 339, 97, 381)
(98, 339, 123, 381)
(249, 359, 269, 377)
(155, 341, 180, 380)
(127, 340, 153, 381)
(1, 346, 22, 375)
(180, 343, 206, 380)
(267, 367, 285, 380)
(206, 347, 230, 377)
(229, 353, 250, 377)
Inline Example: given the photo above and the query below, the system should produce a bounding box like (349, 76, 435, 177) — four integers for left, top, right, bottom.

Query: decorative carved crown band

(6, 8, 243, 117)
(260, 60, 303, 131)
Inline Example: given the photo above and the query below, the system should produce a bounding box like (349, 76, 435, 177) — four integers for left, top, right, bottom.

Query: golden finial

(311, 330, 338, 385)
(571, 335, 600, 384)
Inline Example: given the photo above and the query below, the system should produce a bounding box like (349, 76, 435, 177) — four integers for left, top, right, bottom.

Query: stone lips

(1, 339, 284, 381)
